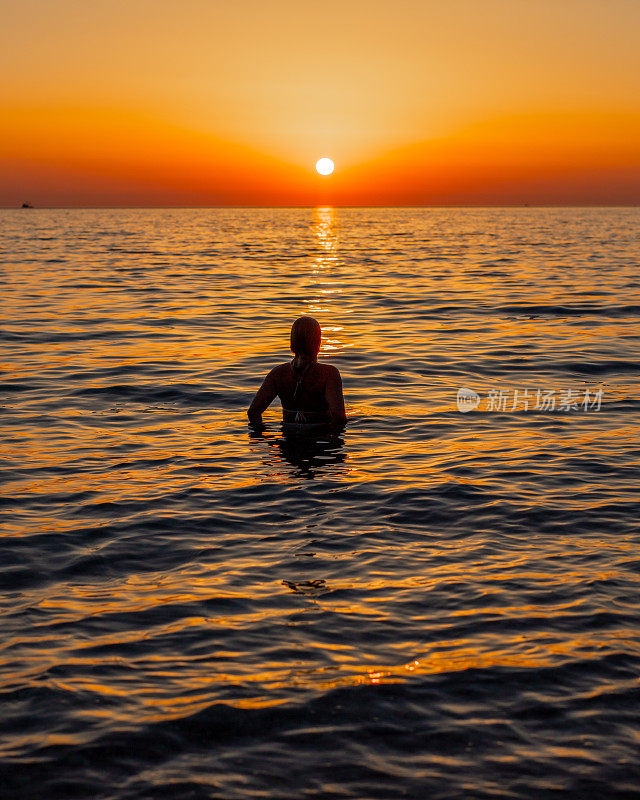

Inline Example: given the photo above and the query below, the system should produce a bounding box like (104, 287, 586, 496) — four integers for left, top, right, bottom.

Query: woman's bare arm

(325, 366, 347, 428)
(248, 369, 277, 425)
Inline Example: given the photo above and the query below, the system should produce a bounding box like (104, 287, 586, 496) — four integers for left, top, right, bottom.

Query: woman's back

(247, 317, 346, 431)
(274, 361, 332, 412)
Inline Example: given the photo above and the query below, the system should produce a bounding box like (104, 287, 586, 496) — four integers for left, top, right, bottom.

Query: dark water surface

(1, 207, 640, 798)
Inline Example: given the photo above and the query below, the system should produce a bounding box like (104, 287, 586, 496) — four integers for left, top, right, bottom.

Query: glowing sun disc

(316, 157, 335, 175)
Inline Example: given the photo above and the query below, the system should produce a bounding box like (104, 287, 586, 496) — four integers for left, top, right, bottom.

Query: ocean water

(1, 207, 639, 799)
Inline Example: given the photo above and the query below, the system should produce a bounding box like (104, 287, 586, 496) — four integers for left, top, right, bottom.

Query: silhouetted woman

(248, 316, 346, 433)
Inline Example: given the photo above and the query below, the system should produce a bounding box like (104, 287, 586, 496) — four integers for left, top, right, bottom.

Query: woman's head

(290, 316, 321, 369)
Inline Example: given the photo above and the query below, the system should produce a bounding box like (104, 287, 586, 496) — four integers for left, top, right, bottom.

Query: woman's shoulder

(267, 362, 294, 379)
(317, 362, 341, 378)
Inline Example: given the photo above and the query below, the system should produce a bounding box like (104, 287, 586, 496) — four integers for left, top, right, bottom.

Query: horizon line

(3, 203, 639, 210)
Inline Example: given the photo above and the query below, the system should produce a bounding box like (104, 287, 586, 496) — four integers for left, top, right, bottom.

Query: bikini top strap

(292, 360, 313, 401)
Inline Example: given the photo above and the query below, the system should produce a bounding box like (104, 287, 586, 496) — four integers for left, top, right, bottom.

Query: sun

(315, 157, 335, 176)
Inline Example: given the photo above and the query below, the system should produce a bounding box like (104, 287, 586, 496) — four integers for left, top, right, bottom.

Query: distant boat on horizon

(21, 201, 34, 208)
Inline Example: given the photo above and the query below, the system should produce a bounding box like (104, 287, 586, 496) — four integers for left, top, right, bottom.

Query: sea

(1, 207, 639, 799)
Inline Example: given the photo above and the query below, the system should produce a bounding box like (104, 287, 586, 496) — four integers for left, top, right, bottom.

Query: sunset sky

(2, 0, 639, 206)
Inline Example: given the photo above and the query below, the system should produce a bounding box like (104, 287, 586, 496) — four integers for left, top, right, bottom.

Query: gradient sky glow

(2, 0, 639, 206)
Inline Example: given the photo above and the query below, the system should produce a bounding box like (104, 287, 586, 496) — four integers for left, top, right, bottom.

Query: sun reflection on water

(305, 207, 353, 358)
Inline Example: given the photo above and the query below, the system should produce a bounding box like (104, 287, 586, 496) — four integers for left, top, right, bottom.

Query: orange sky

(2, 0, 639, 206)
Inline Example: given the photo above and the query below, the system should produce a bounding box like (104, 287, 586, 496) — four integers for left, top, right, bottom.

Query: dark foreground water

(1, 207, 640, 798)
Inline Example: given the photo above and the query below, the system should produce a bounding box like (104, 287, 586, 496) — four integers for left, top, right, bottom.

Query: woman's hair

(290, 316, 321, 371)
